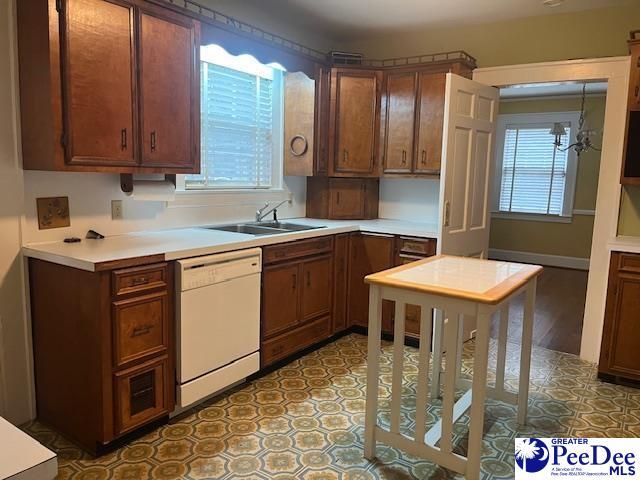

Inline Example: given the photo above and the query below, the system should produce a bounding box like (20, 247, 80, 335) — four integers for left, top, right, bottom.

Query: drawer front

(113, 291, 169, 368)
(263, 236, 333, 264)
(618, 253, 640, 274)
(397, 236, 436, 257)
(261, 316, 331, 367)
(113, 263, 168, 297)
(114, 356, 169, 435)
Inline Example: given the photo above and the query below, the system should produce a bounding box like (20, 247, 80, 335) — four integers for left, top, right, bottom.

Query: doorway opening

(486, 81, 607, 355)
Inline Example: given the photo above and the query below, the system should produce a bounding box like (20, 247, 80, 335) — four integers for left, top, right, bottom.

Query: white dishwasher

(176, 248, 261, 408)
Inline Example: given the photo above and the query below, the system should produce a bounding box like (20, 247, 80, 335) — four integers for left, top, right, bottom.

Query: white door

(438, 73, 499, 258)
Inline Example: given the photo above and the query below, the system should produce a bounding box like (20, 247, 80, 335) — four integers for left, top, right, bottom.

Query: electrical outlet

(111, 200, 123, 220)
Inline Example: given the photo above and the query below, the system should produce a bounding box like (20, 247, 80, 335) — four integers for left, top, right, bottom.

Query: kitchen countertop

(22, 218, 440, 272)
(0, 417, 57, 480)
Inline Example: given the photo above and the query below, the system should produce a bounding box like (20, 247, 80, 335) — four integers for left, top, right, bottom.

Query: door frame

(473, 56, 630, 363)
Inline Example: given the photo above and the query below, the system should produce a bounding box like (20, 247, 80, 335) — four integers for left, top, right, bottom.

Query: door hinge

(443, 200, 451, 227)
(55, 0, 62, 13)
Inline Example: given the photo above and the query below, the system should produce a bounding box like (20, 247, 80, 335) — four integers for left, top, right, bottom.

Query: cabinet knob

(151, 131, 157, 152)
(402, 150, 407, 165)
(306, 270, 311, 287)
(292, 273, 297, 290)
(121, 128, 127, 151)
(343, 149, 348, 163)
(421, 150, 427, 165)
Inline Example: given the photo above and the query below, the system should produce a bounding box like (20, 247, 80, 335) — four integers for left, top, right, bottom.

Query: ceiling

(500, 81, 608, 99)
(244, 0, 635, 38)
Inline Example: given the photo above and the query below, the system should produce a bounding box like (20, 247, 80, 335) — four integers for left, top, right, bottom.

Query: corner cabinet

(29, 258, 175, 454)
(329, 68, 382, 177)
(599, 252, 640, 383)
(17, 0, 200, 173)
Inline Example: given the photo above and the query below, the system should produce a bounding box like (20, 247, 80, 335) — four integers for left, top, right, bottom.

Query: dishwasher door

(177, 249, 261, 385)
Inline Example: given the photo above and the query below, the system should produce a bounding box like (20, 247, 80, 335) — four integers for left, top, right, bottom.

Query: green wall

(342, 5, 640, 68)
(489, 96, 606, 259)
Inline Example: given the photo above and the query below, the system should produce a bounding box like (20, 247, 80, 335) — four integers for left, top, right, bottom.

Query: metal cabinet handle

(402, 150, 407, 165)
(290, 134, 308, 157)
(131, 277, 148, 286)
(292, 273, 297, 290)
(151, 131, 157, 152)
(336, 192, 340, 204)
(132, 324, 153, 337)
(636, 85, 639, 99)
(343, 149, 348, 163)
(306, 270, 311, 287)
(421, 150, 427, 165)
(121, 128, 127, 150)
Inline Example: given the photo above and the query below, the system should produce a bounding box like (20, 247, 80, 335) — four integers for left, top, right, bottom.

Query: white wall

(379, 178, 440, 223)
(22, 173, 306, 243)
(0, 0, 31, 424)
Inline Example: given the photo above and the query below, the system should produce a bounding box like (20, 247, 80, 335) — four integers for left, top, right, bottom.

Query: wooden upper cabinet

(283, 72, 316, 176)
(17, 0, 200, 173)
(415, 72, 446, 174)
(628, 34, 640, 111)
(138, 6, 199, 169)
(383, 72, 416, 174)
(61, 0, 137, 166)
(330, 69, 381, 176)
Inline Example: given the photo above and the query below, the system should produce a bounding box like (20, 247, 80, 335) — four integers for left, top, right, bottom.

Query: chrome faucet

(255, 199, 290, 222)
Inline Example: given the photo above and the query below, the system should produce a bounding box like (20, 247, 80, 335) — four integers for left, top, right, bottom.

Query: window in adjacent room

(185, 44, 285, 190)
(493, 112, 580, 218)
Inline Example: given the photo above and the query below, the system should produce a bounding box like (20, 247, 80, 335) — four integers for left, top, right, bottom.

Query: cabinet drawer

(113, 291, 169, 368)
(261, 316, 331, 367)
(617, 253, 640, 274)
(397, 236, 436, 257)
(113, 263, 168, 297)
(114, 356, 169, 435)
(263, 237, 333, 264)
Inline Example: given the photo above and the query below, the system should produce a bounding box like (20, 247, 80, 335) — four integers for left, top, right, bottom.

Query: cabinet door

(114, 356, 170, 435)
(138, 7, 199, 170)
(414, 72, 446, 174)
(262, 263, 300, 339)
(328, 178, 365, 219)
(283, 72, 315, 176)
(332, 70, 380, 175)
(630, 42, 640, 110)
(332, 234, 349, 333)
(383, 72, 416, 173)
(61, 0, 136, 166)
(300, 255, 332, 322)
(600, 253, 640, 379)
(347, 233, 394, 327)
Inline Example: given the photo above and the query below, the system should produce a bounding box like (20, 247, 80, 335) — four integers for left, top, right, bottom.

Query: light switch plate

(111, 200, 123, 220)
(36, 197, 70, 230)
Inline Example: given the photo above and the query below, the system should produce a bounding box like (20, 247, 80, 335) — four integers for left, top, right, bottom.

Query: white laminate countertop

(22, 218, 440, 272)
(608, 236, 640, 254)
(0, 417, 57, 480)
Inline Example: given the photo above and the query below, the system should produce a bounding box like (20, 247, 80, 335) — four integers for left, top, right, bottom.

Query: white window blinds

(186, 45, 284, 190)
(495, 112, 579, 218)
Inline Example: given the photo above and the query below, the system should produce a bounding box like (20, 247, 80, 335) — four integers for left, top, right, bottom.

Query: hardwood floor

(491, 266, 588, 355)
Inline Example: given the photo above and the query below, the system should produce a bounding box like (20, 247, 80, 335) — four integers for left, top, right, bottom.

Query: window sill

(491, 212, 572, 224)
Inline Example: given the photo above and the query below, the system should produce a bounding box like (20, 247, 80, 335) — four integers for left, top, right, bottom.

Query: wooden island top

(365, 255, 543, 305)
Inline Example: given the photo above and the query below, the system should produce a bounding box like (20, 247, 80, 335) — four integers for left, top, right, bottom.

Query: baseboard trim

(488, 248, 590, 270)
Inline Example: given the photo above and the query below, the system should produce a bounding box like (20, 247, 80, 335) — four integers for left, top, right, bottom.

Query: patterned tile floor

(23, 333, 640, 479)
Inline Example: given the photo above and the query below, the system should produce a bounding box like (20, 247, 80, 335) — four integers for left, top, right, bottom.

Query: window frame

(179, 47, 285, 193)
(492, 111, 581, 221)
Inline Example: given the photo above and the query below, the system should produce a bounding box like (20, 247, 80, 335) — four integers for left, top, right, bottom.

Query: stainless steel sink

(204, 221, 324, 236)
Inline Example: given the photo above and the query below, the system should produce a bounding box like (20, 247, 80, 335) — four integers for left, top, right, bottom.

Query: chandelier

(549, 83, 601, 156)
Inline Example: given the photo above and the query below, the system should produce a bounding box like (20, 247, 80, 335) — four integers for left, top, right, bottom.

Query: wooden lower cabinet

(261, 237, 335, 367)
(599, 252, 640, 382)
(29, 259, 175, 453)
(347, 232, 395, 328)
(347, 233, 437, 339)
